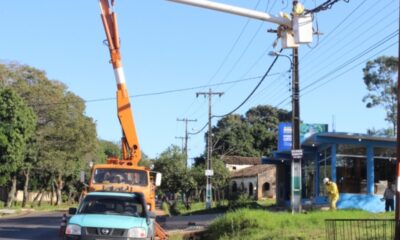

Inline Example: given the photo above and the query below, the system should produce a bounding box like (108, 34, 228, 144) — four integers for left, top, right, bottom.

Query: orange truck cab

(89, 163, 161, 211)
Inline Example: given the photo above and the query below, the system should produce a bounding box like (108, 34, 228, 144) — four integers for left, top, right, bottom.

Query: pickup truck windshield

(79, 195, 145, 217)
(92, 169, 148, 186)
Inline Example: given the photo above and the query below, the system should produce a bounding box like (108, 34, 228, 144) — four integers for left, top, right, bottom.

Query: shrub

(161, 201, 171, 216)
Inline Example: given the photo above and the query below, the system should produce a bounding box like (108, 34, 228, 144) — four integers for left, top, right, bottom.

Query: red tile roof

(230, 164, 275, 178)
(221, 156, 261, 165)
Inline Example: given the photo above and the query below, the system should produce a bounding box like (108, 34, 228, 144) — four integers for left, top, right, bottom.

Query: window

(232, 181, 237, 193)
(249, 183, 254, 196)
(336, 144, 367, 194)
(303, 158, 315, 198)
(92, 168, 148, 186)
(318, 148, 331, 196)
(79, 195, 144, 217)
(374, 147, 396, 194)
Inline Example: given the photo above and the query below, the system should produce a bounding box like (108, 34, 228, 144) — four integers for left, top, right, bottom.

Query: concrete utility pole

(395, 1, 400, 238)
(177, 118, 197, 167)
(196, 89, 223, 209)
(291, 41, 302, 214)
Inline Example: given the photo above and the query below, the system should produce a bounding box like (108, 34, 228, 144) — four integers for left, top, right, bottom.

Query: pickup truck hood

(68, 214, 147, 229)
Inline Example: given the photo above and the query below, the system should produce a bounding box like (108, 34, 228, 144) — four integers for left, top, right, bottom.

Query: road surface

(0, 211, 220, 239)
(0, 211, 63, 240)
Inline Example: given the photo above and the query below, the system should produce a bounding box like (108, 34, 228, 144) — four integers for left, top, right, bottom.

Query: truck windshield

(79, 195, 145, 217)
(92, 169, 148, 186)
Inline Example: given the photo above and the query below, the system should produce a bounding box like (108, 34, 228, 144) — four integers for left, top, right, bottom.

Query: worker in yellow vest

(323, 177, 339, 210)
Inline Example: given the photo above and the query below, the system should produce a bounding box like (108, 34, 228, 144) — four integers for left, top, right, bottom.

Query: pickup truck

(65, 191, 156, 240)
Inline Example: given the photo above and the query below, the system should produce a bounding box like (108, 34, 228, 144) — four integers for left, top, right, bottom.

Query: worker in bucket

(323, 177, 339, 210)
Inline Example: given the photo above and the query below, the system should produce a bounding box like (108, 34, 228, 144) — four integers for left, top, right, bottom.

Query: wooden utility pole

(177, 118, 197, 167)
(196, 89, 223, 209)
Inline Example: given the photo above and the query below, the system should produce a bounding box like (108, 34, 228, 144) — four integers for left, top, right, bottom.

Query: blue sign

(278, 122, 292, 151)
(278, 123, 328, 151)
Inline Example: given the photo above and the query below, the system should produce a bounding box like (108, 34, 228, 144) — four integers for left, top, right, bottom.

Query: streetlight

(269, 49, 302, 213)
(268, 51, 292, 65)
(268, 51, 293, 74)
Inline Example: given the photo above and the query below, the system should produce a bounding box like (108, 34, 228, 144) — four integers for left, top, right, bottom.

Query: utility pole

(196, 88, 223, 209)
(291, 44, 302, 213)
(177, 118, 197, 167)
(395, 1, 400, 238)
(175, 136, 185, 153)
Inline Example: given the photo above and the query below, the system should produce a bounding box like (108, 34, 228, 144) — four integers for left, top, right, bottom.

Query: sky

(1, 0, 398, 162)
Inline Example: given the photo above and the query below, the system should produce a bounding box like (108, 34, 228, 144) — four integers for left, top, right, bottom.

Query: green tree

(212, 114, 258, 157)
(0, 63, 98, 205)
(246, 105, 291, 156)
(96, 139, 121, 164)
(0, 88, 36, 207)
(363, 56, 398, 134)
(139, 152, 153, 168)
(212, 105, 291, 157)
(153, 145, 188, 195)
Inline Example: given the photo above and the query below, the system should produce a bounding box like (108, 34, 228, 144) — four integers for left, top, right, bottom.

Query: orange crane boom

(99, 0, 141, 165)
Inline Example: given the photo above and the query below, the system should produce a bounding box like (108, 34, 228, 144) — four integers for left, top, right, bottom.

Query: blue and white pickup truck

(65, 191, 156, 240)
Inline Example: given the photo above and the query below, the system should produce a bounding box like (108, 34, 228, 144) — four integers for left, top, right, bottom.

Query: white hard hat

(323, 177, 329, 184)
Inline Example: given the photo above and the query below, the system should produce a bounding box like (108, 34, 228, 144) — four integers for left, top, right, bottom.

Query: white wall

(226, 164, 253, 172)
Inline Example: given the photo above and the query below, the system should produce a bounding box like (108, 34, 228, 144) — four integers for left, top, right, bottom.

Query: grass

(173, 200, 229, 215)
(161, 198, 396, 239)
(204, 209, 395, 240)
(0, 200, 76, 217)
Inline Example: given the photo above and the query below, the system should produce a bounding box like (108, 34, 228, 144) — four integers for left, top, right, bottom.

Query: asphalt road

(0, 211, 220, 240)
(0, 212, 63, 240)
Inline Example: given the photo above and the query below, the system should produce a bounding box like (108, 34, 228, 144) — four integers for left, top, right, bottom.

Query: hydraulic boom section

(99, 0, 141, 165)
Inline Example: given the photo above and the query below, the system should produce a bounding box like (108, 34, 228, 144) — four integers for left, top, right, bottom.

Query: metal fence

(325, 219, 398, 240)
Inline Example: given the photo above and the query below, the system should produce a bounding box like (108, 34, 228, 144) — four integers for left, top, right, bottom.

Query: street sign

(205, 170, 214, 176)
(291, 149, 303, 159)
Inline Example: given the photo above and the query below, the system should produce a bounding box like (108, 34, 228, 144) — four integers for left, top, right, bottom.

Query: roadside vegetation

(205, 209, 394, 240)
(169, 207, 394, 240)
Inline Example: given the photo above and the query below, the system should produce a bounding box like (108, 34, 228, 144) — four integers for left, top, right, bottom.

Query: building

(230, 165, 276, 200)
(263, 132, 396, 212)
(221, 155, 260, 172)
(221, 156, 276, 200)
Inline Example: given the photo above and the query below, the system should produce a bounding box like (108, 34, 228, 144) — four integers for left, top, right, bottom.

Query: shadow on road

(0, 214, 61, 240)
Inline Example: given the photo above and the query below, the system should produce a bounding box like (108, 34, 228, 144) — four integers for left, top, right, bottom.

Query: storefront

(263, 132, 396, 212)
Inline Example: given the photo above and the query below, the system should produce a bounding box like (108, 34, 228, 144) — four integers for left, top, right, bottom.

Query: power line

(213, 48, 282, 118)
(302, 0, 368, 61)
(189, 49, 282, 134)
(274, 30, 398, 108)
(302, 30, 398, 92)
(302, 41, 398, 97)
(180, 0, 265, 118)
(27, 74, 281, 107)
(301, 17, 398, 84)
(305, 0, 350, 14)
(302, 0, 393, 67)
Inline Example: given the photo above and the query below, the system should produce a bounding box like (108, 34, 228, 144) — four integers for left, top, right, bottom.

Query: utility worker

(323, 177, 339, 210)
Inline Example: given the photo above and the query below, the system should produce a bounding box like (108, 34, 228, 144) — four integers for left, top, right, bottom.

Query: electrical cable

(302, 0, 393, 67)
(213, 48, 282, 118)
(189, 48, 283, 134)
(301, 41, 398, 97)
(274, 30, 398, 108)
(305, 0, 350, 14)
(302, 30, 398, 92)
(301, 0, 367, 61)
(28, 74, 281, 107)
(300, 16, 398, 83)
(180, 0, 264, 118)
